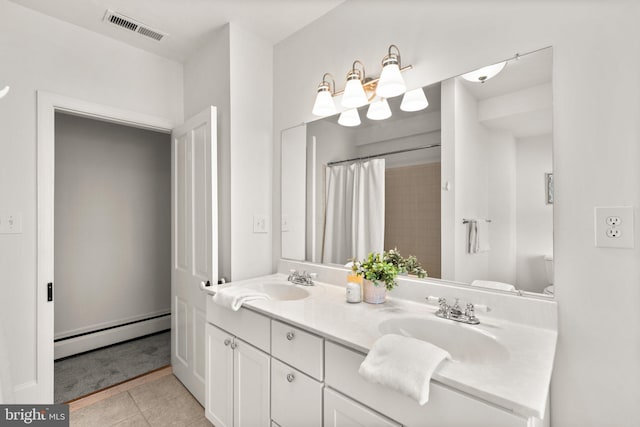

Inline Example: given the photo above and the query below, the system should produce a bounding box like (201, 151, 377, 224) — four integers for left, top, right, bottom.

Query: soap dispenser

(346, 273, 362, 303)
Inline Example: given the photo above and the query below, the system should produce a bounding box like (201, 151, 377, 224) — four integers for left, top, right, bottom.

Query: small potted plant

(351, 252, 399, 304)
(384, 248, 428, 278)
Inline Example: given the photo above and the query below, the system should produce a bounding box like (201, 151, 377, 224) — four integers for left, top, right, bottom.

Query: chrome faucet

(287, 270, 316, 286)
(426, 296, 491, 325)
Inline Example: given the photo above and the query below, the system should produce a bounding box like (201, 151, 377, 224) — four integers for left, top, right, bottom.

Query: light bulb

(376, 60, 406, 98)
(312, 86, 336, 117)
(400, 88, 429, 112)
(341, 72, 368, 108)
(366, 98, 392, 120)
(338, 109, 361, 127)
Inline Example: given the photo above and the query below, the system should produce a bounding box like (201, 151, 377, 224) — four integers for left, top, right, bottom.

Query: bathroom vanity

(204, 262, 557, 427)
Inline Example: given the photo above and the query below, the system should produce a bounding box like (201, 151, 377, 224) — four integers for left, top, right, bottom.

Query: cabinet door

(324, 388, 401, 427)
(271, 358, 323, 427)
(234, 338, 271, 427)
(206, 324, 234, 427)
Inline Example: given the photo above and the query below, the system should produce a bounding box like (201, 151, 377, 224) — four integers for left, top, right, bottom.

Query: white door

(205, 324, 234, 427)
(172, 107, 217, 404)
(234, 339, 270, 427)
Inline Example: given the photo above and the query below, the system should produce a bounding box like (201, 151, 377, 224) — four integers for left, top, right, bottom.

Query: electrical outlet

(606, 216, 621, 226)
(606, 228, 621, 238)
(595, 206, 634, 248)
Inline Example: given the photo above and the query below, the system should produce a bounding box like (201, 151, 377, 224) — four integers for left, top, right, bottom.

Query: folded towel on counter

(358, 334, 451, 405)
(471, 279, 516, 292)
(212, 286, 270, 311)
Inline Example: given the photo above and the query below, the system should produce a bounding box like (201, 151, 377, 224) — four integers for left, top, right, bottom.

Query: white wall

(184, 25, 232, 281)
(229, 24, 274, 281)
(516, 134, 553, 292)
(281, 125, 307, 260)
(452, 78, 490, 283)
(0, 0, 182, 400)
(487, 130, 518, 284)
(54, 113, 171, 340)
(272, 1, 640, 425)
(183, 23, 274, 282)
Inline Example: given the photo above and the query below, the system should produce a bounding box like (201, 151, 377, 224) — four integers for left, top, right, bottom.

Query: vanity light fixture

(0, 86, 10, 99)
(341, 60, 369, 109)
(312, 73, 337, 117)
(461, 61, 507, 83)
(337, 108, 361, 127)
(367, 97, 392, 120)
(312, 44, 413, 119)
(400, 87, 429, 112)
(376, 45, 407, 98)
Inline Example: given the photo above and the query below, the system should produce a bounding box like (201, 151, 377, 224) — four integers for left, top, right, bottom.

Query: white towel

(471, 279, 516, 292)
(467, 220, 479, 254)
(212, 287, 270, 311)
(358, 334, 451, 405)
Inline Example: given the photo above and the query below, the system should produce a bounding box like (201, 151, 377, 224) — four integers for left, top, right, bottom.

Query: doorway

(52, 112, 172, 403)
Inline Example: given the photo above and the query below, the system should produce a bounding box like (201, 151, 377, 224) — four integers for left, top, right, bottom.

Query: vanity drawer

(325, 341, 527, 427)
(271, 358, 322, 427)
(272, 320, 324, 380)
(206, 300, 270, 353)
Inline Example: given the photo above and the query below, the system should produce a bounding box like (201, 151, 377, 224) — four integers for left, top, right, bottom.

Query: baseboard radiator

(54, 312, 171, 360)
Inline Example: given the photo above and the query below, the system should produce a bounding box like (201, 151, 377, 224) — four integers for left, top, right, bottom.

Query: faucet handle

(473, 303, 492, 313)
(425, 296, 440, 304)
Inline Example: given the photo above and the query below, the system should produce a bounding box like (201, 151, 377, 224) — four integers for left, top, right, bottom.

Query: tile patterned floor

(70, 373, 212, 427)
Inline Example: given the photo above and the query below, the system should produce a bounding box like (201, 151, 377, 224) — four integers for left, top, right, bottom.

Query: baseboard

(54, 315, 171, 360)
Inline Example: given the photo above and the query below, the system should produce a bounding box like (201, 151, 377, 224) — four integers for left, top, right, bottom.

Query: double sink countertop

(206, 273, 557, 420)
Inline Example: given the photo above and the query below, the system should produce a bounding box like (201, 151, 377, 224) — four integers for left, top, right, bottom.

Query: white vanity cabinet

(205, 323, 271, 427)
(325, 341, 528, 427)
(324, 387, 401, 427)
(271, 320, 324, 427)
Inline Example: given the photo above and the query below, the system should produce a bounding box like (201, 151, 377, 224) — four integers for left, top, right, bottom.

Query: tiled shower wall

(385, 162, 441, 278)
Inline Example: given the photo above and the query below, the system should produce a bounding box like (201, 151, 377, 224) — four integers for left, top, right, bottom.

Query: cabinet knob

(224, 338, 231, 346)
(286, 373, 295, 383)
(230, 342, 238, 350)
(286, 332, 295, 341)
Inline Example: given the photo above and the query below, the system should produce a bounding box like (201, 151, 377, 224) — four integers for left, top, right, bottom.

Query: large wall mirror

(281, 47, 554, 297)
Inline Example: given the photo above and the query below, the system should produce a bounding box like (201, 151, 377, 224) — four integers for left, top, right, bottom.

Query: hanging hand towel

(212, 286, 270, 311)
(358, 334, 451, 405)
(467, 220, 479, 254)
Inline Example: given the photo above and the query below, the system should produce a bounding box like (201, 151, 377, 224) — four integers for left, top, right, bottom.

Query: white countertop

(209, 273, 557, 419)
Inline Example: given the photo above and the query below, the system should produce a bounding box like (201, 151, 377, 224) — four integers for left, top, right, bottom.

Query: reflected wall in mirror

(281, 47, 554, 296)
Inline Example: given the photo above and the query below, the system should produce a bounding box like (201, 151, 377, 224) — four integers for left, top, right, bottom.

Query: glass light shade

(461, 61, 507, 83)
(0, 86, 9, 99)
(338, 108, 361, 127)
(366, 98, 392, 120)
(341, 77, 368, 108)
(400, 88, 429, 112)
(376, 63, 406, 98)
(312, 88, 336, 117)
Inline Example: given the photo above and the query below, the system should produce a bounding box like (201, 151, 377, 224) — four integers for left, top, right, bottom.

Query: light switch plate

(281, 216, 290, 232)
(253, 215, 268, 233)
(0, 212, 23, 234)
(594, 206, 634, 248)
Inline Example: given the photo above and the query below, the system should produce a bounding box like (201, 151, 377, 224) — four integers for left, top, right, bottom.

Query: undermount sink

(242, 282, 310, 301)
(378, 316, 510, 364)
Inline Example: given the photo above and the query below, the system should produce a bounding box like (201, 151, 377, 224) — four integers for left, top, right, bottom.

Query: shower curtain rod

(327, 143, 441, 167)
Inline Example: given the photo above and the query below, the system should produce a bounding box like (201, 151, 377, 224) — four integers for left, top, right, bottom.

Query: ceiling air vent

(103, 9, 167, 42)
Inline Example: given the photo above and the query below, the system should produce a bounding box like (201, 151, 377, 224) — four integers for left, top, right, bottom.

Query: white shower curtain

(322, 159, 385, 264)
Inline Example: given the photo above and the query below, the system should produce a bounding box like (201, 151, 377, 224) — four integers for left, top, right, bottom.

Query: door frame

(35, 91, 174, 402)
